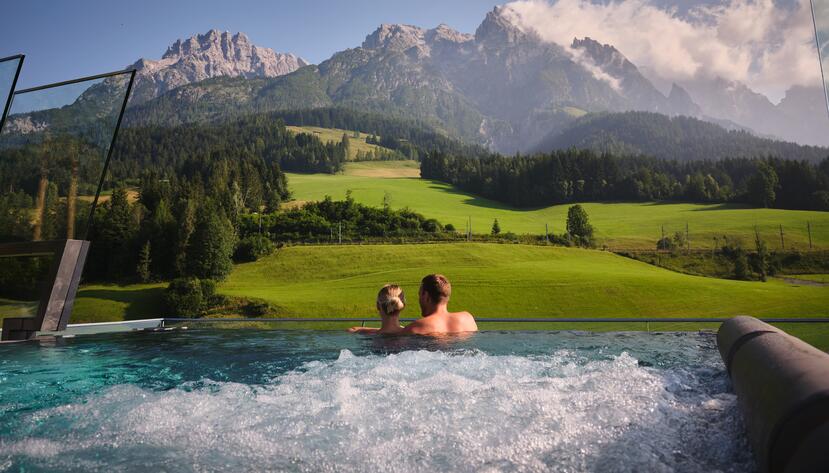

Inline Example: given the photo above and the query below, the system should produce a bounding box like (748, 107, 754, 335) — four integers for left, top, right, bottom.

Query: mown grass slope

(222, 243, 829, 318)
(288, 166, 829, 250)
(286, 125, 389, 161)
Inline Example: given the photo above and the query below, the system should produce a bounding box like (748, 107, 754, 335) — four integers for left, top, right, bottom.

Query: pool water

(0, 330, 754, 472)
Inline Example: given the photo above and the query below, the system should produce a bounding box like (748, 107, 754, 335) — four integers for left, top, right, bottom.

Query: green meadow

(287, 161, 829, 250)
(286, 125, 388, 160)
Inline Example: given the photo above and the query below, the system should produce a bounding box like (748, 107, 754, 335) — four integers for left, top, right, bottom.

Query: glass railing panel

(0, 70, 134, 243)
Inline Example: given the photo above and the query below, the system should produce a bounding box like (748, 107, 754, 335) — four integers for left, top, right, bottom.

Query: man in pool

(402, 274, 478, 335)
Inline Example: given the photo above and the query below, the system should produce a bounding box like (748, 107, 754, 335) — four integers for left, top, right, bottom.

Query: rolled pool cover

(717, 316, 829, 473)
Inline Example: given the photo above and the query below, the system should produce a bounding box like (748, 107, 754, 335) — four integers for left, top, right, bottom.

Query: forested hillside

(421, 149, 829, 211)
(535, 112, 829, 163)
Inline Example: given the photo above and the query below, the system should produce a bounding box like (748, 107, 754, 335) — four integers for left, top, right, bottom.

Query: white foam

(1, 349, 753, 472)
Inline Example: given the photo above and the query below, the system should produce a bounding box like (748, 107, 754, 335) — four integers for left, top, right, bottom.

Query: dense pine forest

(420, 150, 829, 211)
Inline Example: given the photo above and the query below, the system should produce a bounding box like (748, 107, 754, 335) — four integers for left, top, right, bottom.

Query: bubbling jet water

(1, 347, 753, 472)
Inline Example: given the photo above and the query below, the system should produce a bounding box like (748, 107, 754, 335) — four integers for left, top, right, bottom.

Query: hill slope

(534, 111, 829, 162)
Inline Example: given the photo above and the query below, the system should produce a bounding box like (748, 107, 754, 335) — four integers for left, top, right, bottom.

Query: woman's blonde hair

(376, 284, 405, 316)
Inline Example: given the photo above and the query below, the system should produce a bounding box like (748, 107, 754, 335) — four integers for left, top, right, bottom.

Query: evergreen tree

(137, 241, 152, 283)
(491, 218, 501, 235)
(185, 204, 237, 280)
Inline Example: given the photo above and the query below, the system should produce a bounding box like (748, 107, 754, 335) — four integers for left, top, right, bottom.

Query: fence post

(808, 221, 813, 250)
(779, 224, 785, 250)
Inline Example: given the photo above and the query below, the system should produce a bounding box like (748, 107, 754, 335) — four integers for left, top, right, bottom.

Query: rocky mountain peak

(571, 37, 637, 78)
(128, 29, 308, 104)
(475, 6, 532, 45)
(362, 24, 427, 51)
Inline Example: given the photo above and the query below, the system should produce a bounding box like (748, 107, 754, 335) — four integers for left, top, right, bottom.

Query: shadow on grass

(423, 181, 542, 213)
(77, 287, 166, 320)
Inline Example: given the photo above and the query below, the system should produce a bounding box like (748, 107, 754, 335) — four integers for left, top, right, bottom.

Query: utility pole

(779, 224, 785, 250)
(545, 223, 549, 243)
(807, 221, 813, 250)
(338, 221, 342, 245)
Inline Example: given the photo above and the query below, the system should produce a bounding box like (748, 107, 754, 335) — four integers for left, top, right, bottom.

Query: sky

(2, 0, 826, 103)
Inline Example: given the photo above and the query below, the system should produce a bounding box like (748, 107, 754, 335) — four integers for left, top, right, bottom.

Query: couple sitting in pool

(348, 274, 478, 335)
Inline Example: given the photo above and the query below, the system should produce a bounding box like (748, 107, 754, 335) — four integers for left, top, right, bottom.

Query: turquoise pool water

(0, 330, 754, 472)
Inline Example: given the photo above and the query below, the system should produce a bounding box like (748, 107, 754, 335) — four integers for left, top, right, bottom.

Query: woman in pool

(348, 284, 406, 335)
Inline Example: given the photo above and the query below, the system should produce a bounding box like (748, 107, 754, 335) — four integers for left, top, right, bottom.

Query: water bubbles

(0, 332, 755, 472)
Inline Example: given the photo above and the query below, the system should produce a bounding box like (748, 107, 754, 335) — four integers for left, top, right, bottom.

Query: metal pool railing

(8, 317, 828, 340)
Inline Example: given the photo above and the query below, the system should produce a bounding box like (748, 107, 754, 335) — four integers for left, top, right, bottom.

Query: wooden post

(779, 224, 785, 250)
(807, 221, 813, 250)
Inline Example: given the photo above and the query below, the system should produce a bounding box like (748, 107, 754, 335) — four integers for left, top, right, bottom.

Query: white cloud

(502, 0, 823, 102)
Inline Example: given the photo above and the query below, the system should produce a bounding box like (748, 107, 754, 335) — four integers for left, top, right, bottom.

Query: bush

(234, 234, 276, 262)
(445, 223, 456, 232)
(656, 237, 674, 251)
(243, 299, 272, 317)
(163, 278, 218, 318)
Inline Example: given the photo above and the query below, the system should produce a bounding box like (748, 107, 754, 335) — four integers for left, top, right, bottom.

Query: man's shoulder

(450, 311, 475, 319)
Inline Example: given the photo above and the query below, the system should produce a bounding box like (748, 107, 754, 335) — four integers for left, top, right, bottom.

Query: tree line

(420, 149, 829, 211)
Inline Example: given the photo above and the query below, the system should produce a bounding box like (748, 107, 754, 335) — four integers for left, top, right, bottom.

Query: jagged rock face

(128, 29, 307, 104)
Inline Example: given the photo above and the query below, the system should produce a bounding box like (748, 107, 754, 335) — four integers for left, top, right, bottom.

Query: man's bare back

(403, 274, 478, 335)
(403, 310, 477, 335)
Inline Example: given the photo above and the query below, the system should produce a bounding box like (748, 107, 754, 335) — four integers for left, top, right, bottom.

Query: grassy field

(286, 125, 390, 161)
(221, 243, 829, 319)
(287, 162, 829, 250)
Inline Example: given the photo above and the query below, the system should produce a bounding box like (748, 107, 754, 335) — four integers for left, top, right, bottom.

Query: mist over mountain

(122, 6, 829, 155)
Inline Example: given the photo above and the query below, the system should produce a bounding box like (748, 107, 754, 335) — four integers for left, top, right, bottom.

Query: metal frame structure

(9, 68, 137, 238)
(0, 54, 24, 135)
(0, 240, 90, 340)
(0, 68, 135, 341)
(812, 0, 829, 119)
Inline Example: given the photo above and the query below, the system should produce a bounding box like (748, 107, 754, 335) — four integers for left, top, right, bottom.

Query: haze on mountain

(121, 5, 829, 156)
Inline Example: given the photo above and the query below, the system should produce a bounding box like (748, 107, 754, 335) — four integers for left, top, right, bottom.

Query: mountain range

(11, 6, 829, 157)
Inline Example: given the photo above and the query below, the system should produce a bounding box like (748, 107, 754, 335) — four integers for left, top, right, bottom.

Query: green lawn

(222, 243, 828, 318)
(287, 169, 829, 250)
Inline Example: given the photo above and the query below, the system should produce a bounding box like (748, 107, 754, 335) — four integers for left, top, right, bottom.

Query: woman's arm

(347, 327, 380, 334)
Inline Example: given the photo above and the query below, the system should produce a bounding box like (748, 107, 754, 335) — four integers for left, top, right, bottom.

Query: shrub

(234, 234, 276, 262)
(163, 278, 218, 318)
(445, 223, 456, 232)
(656, 237, 674, 251)
(243, 300, 272, 317)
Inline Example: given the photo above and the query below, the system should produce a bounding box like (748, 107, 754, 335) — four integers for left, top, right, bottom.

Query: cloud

(501, 0, 823, 102)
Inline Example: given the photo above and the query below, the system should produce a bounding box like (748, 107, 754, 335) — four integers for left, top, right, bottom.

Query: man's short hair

(420, 274, 451, 303)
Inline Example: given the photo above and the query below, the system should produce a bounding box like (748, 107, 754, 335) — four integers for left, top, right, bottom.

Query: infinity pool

(0, 330, 753, 472)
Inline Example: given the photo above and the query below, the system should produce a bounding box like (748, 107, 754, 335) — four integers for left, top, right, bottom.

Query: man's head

(419, 274, 451, 314)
